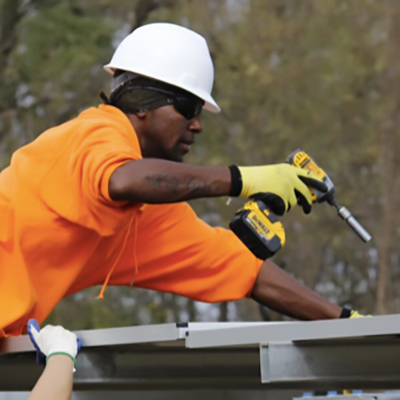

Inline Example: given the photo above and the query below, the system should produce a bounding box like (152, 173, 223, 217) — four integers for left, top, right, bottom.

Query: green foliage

(45, 286, 199, 329)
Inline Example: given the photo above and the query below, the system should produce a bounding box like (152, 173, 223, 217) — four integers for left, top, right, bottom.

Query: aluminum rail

(261, 338, 400, 389)
(185, 314, 400, 348)
(1, 316, 400, 392)
(0, 323, 183, 354)
(0, 322, 265, 391)
(293, 394, 400, 400)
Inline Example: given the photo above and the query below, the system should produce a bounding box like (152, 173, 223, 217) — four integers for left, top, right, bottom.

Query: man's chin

(165, 153, 184, 163)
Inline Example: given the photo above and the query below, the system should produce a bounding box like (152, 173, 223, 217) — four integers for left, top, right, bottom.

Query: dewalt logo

(249, 213, 271, 235)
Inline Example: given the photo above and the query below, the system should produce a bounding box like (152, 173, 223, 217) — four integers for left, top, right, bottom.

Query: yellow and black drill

(230, 149, 371, 260)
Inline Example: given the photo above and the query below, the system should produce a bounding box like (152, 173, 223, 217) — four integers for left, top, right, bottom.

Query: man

(0, 23, 358, 338)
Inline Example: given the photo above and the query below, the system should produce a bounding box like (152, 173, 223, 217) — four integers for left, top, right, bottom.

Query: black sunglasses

(109, 79, 205, 120)
(146, 86, 205, 120)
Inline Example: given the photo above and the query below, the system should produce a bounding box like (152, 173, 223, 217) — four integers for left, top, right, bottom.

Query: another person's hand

(232, 164, 327, 216)
(27, 319, 80, 366)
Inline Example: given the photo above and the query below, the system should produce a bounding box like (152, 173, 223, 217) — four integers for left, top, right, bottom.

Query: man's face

(138, 105, 203, 162)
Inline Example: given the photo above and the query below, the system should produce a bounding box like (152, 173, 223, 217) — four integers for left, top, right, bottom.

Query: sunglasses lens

(174, 97, 204, 120)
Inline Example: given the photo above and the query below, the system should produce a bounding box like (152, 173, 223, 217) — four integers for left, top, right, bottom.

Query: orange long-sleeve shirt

(0, 105, 262, 338)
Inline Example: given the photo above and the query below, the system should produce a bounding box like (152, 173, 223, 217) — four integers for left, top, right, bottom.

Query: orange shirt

(0, 105, 262, 338)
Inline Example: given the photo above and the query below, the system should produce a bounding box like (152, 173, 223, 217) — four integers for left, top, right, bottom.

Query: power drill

(230, 149, 371, 260)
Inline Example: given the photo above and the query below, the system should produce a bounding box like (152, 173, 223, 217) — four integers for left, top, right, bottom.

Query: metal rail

(1, 316, 400, 393)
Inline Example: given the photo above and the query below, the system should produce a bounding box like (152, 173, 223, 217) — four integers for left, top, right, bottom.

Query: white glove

(28, 319, 79, 364)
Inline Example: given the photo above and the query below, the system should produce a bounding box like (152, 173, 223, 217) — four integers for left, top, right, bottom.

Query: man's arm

(109, 159, 327, 215)
(109, 160, 231, 203)
(251, 260, 342, 320)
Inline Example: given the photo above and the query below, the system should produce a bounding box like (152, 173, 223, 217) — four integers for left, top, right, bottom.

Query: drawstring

(130, 209, 140, 285)
(0, 328, 10, 338)
(97, 210, 137, 300)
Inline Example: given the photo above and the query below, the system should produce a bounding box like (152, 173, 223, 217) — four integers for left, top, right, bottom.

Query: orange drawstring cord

(0, 328, 10, 338)
(130, 210, 140, 286)
(97, 210, 137, 300)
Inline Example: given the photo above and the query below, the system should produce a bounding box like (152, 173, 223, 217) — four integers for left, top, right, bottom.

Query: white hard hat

(104, 22, 220, 113)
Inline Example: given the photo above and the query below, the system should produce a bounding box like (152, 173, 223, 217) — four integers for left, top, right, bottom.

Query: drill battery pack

(229, 200, 285, 260)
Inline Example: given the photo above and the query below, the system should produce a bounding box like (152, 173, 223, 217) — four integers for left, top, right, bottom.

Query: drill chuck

(336, 206, 372, 243)
(288, 149, 372, 244)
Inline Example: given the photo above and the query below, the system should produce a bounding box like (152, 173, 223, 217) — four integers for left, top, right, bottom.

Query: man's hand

(340, 308, 370, 318)
(349, 310, 370, 318)
(27, 319, 80, 365)
(235, 164, 327, 216)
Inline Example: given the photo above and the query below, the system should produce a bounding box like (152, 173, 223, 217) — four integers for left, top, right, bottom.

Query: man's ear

(135, 111, 146, 119)
(127, 111, 146, 121)
(126, 111, 146, 132)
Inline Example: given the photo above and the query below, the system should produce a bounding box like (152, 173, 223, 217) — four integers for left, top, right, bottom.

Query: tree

(2, 0, 400, 328)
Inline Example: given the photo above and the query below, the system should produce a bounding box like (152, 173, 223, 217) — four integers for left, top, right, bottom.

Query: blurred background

(1, 0, 399, 329)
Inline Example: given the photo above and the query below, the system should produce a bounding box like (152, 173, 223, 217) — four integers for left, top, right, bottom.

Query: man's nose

(189, 115, 203, 134)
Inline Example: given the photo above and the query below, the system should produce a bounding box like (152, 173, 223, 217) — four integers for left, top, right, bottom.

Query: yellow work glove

(340, 308, 370, 318)
(229, 164, 327, 216)
(350, 310, 370, 318)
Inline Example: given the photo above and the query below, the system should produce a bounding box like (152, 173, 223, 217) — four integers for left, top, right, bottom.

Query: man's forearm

(251, 260, 342, 320)
(109, 159, 231, 203)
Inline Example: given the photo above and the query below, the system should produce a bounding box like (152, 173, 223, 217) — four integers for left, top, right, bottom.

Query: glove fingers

(299, 176, 328, 193)
(288, 190, 298, 209)
(77, 337, 82, 354)
(295, 189, 312, 214)
(27, 319, 40, 346)
(27, 319, 47, 365)
(350, 310, 370, 318)
(251, 193, 287, 216)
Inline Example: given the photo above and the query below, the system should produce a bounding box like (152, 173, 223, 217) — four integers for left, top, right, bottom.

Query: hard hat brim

(104, 64, 220, 113)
